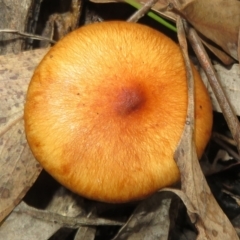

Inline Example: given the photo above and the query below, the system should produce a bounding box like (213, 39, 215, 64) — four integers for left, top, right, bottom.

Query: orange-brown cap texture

(24, 21, 212, 203)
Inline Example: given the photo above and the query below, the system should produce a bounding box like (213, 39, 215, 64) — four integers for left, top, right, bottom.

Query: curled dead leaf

(176, 0, 240, 62)
(0, 49, 48, 222)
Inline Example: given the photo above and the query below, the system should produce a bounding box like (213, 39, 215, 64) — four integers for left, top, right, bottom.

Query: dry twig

(127, 0, 159, 22)
(0, 29, 56, 44)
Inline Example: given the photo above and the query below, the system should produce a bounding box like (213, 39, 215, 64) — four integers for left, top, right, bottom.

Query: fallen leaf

(74, 225, 96, 240)
(200, 63, 240, 116)
(0, 188, 91, 240)
(174, 18, 238, 239)
(113, 192, 173, 240)
(0, 49, 48, 222)
(177, 0, 240, 61)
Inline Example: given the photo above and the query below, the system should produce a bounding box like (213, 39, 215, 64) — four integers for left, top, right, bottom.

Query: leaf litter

(1, 0, 240, 239)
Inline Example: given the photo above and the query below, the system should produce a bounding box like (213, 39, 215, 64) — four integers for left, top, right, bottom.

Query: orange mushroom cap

(24, 21, 212, 203)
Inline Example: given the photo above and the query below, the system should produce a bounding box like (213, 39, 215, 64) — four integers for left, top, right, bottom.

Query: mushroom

(24, 21, 212, 203)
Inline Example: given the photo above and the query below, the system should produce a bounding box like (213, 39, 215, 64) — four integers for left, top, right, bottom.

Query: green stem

(124, 0, 177, 32)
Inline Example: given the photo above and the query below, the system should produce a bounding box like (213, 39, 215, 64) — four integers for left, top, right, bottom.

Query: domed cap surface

(24, 21, 212, 203)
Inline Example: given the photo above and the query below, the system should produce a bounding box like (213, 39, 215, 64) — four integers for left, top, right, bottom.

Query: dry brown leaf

(174, 18, 238, 239)
(0, 190, 122, 239)
(200, 63, 240, 116)
(74, 225, 96, 240)
(178, 0, 240, 61)
(0, 188, 89, 240)
(174, 144, 239, 239)
(187, 25, 240, 152)
(113, 192, 173, 240)
(0, 201, 62, 240)
(0, 49, 48, 222)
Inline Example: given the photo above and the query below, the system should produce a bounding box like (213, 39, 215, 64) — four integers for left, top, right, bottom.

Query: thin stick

(124, 0, 177, 32)
(212, 132, 236, 147)
(213, 137, 240, 161)
(127, 0, 159, 22)
(0, 29, 56, 44)
(14, 202, 124, 228)
(186, 27, 240, 153)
